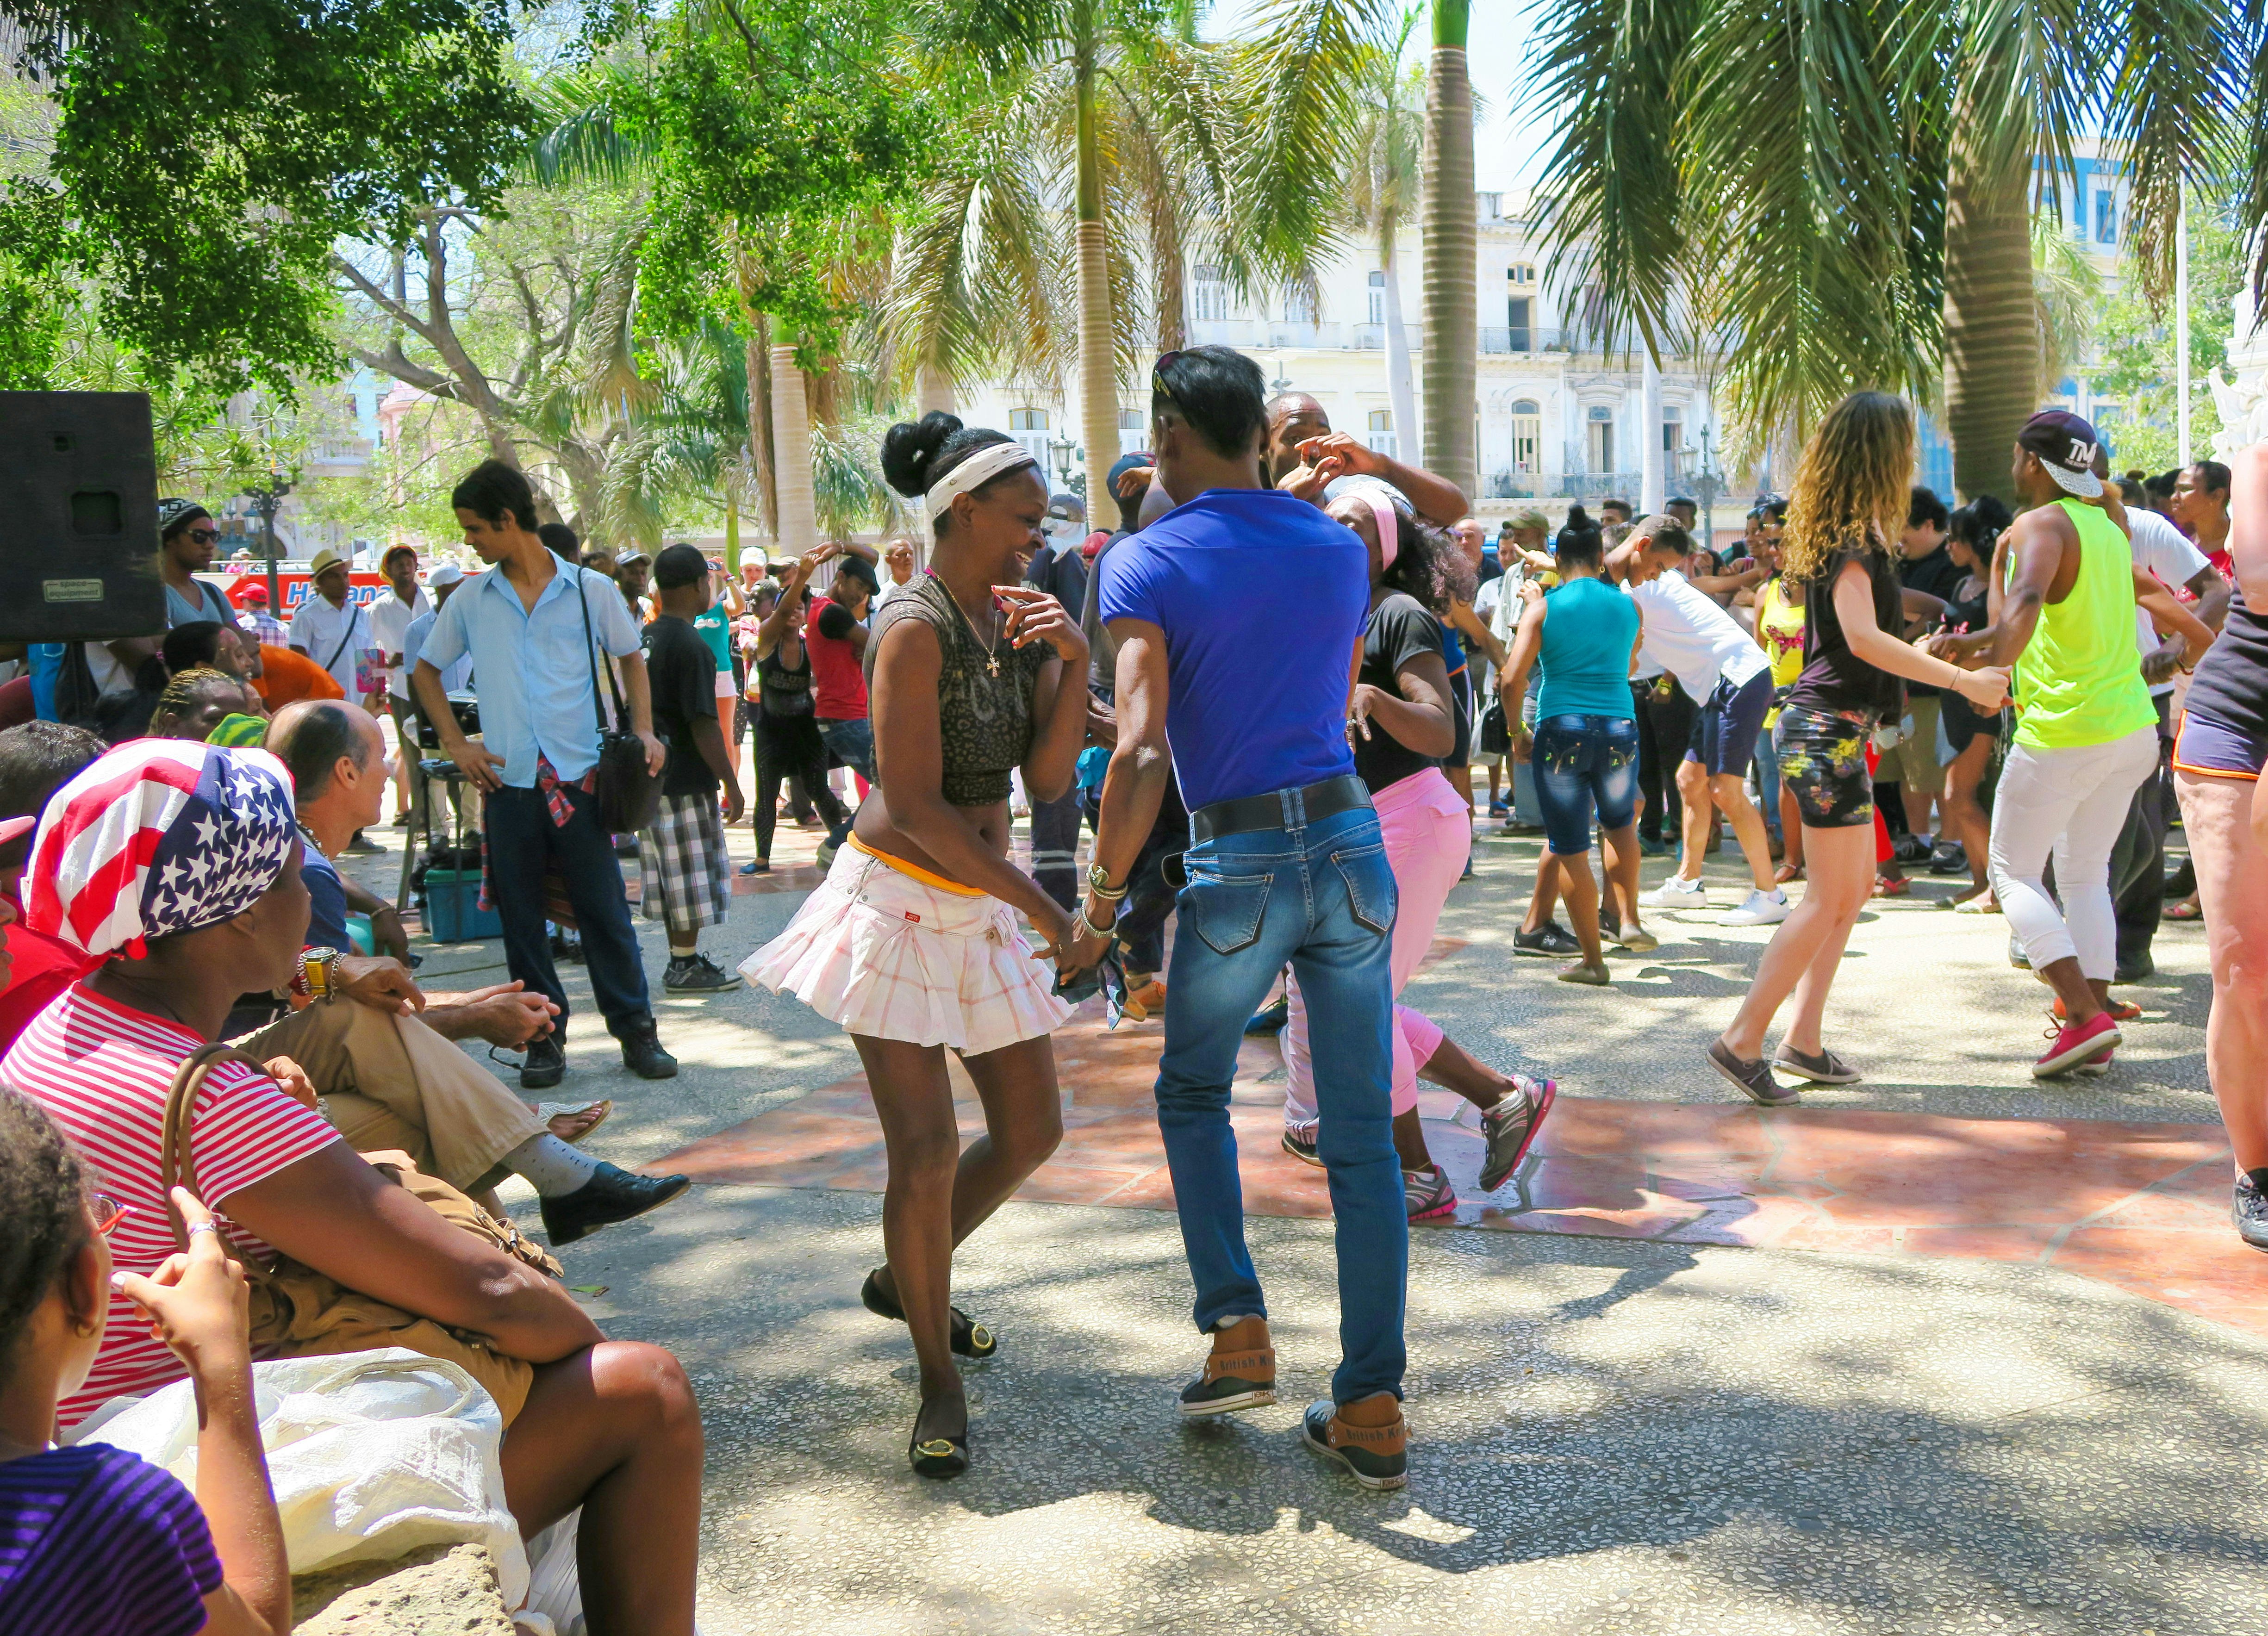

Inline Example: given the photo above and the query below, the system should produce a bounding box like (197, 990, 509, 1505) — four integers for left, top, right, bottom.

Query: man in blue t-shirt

(1066, 345, 1411, 1492)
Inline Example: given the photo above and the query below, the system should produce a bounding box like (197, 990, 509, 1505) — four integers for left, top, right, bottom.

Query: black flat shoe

(909, 1418, 970, 1479)
(539, 1162, 691, 1245)
(862, 1268, 996, 1358)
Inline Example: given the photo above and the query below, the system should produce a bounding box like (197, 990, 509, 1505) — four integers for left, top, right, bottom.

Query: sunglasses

(88, 1193, 127, 1235)
(1151, 349, 1186, 405)
(184, 528, 219, 546)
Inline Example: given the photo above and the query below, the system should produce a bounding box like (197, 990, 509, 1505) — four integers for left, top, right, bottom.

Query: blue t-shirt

(1097, 489, 1368, 812)
(1536, 575, 1642, 721)
(301, 835, 350, 952)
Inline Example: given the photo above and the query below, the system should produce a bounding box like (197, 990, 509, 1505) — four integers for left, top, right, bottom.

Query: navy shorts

(1685, 668, 1774, 779)
(2174, 709, 2268, 781)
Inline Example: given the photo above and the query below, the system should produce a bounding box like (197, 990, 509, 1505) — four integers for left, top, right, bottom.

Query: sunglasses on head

(88, 1193, 127, 1235)
(1151, 349, 1186, 405)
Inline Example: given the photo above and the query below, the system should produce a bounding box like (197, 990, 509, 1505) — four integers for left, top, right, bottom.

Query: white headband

(926, 442, 1039, 521)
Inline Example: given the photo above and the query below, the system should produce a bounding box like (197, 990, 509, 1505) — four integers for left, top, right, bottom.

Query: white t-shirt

(289, 595, 377, 699)
(1628, 568, 1770, 703)
(2126, 509, 2210, 697)
(366, 587, 430, 700)
(1472, 576, 1508, 694)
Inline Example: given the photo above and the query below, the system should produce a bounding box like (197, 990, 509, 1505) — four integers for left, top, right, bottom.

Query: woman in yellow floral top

(1750, 542, 1808, 883)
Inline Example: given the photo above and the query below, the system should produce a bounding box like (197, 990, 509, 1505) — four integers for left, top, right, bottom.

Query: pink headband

(1363, 492, 1400, 570)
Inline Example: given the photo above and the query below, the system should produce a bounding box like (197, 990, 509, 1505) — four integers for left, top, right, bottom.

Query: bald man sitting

(252, 700, 689, 1244)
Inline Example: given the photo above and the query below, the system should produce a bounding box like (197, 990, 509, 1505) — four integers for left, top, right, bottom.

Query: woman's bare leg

(1719, 824, 1873, 1061)
(1553, 848, 1606, 968)
(503, 1342, 702, 1636)
(1602, 823, 1643, 936)
(851, 1035, 966, 1443)
(948, 1034, 1067, 1239)
(1940, 737, 1995, 902)
(2176, 772, 2268, 1172)
(1520, 853, 1562, 934)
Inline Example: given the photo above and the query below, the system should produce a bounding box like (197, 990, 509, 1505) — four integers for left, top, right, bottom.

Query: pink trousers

(1283, 767, 1471, 1126)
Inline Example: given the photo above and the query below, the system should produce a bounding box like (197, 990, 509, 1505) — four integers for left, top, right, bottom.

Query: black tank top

(2183, 580, 2268, 737)
(757, 636, 814, 718)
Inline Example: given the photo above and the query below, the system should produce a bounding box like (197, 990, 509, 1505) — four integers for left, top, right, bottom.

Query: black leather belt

(1188, 773, 1373, 844)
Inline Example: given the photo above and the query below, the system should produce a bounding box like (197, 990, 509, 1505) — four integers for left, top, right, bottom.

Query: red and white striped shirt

(2, 984, 340, 1427)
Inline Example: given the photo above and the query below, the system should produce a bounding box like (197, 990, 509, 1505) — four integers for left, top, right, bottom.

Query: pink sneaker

(2035, 1011, 2121, 1078)
(1404, 1164, 1458, 1223)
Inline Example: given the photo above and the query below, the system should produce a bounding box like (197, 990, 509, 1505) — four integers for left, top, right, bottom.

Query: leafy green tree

(2092, 202, 2242, 473)
(2, 0, 537, 389)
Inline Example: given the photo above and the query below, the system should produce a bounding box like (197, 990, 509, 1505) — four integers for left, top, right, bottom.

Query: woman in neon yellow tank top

(1977, 412, 2216, 1077)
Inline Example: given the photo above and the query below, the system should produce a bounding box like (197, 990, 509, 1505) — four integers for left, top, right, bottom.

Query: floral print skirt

(1773, 705, 1876, 829)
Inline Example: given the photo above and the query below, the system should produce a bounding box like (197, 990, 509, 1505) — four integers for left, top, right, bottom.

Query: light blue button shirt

(418, 555, 642, 789)
(402, 610, 471, 694)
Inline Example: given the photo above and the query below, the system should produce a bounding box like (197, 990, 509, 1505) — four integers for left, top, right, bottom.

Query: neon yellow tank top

(2006, 498, 2155, 750)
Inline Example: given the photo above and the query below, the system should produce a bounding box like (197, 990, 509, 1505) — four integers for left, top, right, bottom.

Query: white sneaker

(1724, 888, 1791, 926)
(1644, 875, 1707, 909)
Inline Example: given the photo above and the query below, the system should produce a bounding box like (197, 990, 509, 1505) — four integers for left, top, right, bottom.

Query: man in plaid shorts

(641, 544, 747, 990)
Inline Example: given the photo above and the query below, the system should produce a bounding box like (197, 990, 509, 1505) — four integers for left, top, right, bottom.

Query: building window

(1476, 192, 1502, 220)
(1367, 269, 1386, 327)
(1509, 263, 1535, 287)
(1507, 295, 1532, 352)
(1586, 405, 1614, 475)
(1662, 403, 1682, 455)
(1367, 408, 1396, 460)
(1118, 407, 1145, 456)
(1510, 399, 1541, 475)
(2095, 190, 2117, 244)
(1009, 408, 1051, 467)
(1192, 262, 1228, 323)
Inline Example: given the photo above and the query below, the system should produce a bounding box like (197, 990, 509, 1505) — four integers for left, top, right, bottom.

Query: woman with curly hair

(1277, 486, 1558, 1223)
(1708, 393, 2012, 1103)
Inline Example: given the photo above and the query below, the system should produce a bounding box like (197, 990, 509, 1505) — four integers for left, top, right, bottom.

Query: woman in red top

(806, 554, 879, 789)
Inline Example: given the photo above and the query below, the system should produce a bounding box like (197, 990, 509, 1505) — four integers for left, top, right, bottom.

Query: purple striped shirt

(0, 1443, 219, 1634)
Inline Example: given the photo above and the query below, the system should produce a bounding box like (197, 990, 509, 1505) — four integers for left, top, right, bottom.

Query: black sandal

(861, 1268, 997, 1358)
(909, 1427, 969, 1479)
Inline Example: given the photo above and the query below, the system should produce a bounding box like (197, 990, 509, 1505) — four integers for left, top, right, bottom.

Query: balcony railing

(1188, 318, 1258, 347)
(1267, 322, 1342, 349)
(1481, 326, 1583, 355)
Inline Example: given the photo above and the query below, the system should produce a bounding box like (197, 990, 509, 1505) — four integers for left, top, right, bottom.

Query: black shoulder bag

(575, 569, 663, 832)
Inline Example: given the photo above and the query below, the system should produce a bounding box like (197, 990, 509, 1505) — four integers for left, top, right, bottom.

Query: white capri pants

(1986, 726, 2157, 982)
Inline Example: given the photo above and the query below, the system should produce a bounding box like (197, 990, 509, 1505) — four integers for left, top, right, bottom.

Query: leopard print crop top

(866, 573, 1049, 806)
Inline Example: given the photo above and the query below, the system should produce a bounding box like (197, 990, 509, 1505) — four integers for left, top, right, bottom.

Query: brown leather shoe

(1302, 1392, 1408, 1490)
(1178, 1316, 1276, 1417)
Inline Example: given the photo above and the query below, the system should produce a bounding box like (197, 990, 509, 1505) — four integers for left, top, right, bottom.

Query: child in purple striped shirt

(0, 1094, 288, 1635)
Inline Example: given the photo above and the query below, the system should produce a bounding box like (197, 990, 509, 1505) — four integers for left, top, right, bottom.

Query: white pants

(1987, 727, 2157, 981)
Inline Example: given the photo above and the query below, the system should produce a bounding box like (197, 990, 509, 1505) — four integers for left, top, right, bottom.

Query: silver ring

(186, 1221, 220, 1238)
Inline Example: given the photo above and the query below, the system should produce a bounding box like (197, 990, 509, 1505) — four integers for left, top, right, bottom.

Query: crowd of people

(0, 342, 2260, 1632)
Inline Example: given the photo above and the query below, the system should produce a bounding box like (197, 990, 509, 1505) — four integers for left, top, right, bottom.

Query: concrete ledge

(291, 1542, 514, 1635)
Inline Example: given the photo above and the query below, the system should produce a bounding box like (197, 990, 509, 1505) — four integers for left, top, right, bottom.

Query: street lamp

(1049, 431, 1075, 489)
(1692, 424, 1727, 555)
(243, 459, 295, 611)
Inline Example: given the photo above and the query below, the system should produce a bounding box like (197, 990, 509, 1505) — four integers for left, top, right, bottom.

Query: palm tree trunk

(770, 331, 818, 560)
(1073, 18, 1122, 530)
(1381, 243, 1420, 466)
(1943, 116, 2037, 502)
(916, 360, 956, 417)
(1421, 1, 1477, 507)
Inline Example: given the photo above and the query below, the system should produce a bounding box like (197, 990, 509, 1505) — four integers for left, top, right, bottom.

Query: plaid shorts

(638, 790, 731, 936)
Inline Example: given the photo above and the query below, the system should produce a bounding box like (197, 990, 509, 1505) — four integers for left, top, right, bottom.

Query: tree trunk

(747, 325, 777, 551)
(1073, 28, 1122, 531)
(1421, 8, 1477, 507)
(1381, 244, 1420, 467)
(770, 336, 818, 560)
(1943, 117, 2036, 502)
(916, 360, 956, 417)
(1640, 352, 1663, 512)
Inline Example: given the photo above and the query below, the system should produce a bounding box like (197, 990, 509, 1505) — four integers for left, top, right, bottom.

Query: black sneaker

(1928, 840, 1968, 876)
(1513, 921, 1582, 958)
(2235, 1175, 2268, 1251)
(663, 954, 739, 992)
(1280, 1124, 1323, 1168)
(1301, 1398, 1407, 1491)
(1708, 1039, 1798, 1107)
(619, 1022, 679, 1079)
(1243, 996, 1290, 1036)
(520, 1034, 566, 1090)
(539, 1161, 692, 1245)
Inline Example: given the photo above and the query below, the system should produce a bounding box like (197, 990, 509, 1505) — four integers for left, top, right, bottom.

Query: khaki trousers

(240, 999, 544, 1194)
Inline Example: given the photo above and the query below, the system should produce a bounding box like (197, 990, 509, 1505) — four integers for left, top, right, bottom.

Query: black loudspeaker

(0, 391, 163, 641)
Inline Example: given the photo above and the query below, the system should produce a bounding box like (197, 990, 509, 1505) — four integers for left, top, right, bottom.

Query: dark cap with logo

(2017, 410, 2104, 500)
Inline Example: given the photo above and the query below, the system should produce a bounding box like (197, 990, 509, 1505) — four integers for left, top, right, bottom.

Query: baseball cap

(240, 581, 270, 602)
(1509, 506, 1550, 533)
(425, 562, 465, 589)
(2017, 410, 2105, 500)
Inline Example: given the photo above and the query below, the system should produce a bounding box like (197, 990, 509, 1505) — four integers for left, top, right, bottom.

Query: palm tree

(894, 0, 1381, 526)
(1421, 0, 1476, 503)
(1524, 0, 2254, 497)
(1346, 12, 1425, 463)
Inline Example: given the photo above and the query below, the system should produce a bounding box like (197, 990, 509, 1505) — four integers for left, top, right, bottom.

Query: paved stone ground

(338, 808, 2265, 1636)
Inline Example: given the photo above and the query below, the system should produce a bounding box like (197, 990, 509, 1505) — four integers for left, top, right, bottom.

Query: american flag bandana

(22, 741, 300, 963)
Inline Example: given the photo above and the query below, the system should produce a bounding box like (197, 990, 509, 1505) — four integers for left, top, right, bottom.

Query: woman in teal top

(1501, 511, 1648, 983)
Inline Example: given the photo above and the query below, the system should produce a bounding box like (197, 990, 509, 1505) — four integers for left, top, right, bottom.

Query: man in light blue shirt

(414, 460, 678, 1089)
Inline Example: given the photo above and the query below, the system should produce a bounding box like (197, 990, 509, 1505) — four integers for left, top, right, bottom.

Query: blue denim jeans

(1753, 715, 1784, 840)
(816, 715, 875, 784)
(1531, 714, 1639, 856)
(1156, 799, 1408, 1404)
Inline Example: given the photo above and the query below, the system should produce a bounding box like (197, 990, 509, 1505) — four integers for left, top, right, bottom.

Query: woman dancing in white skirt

(742, 412, 1089, 1477)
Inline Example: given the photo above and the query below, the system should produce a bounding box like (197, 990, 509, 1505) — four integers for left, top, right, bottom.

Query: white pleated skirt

(741, 846, 1073, 1056)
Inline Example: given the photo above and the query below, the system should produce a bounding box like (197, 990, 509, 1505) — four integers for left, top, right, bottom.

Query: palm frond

(1222, 0, 1391, 274)
(2030, 211, 2100, 397)
(2101, 0, 2246, 303)
(522, 64, 660, 187)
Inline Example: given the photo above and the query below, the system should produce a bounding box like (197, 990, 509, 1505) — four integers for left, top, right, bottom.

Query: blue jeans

(486, 782, 652, 1041)
(1531, 714, 1639, 855)
(817, 716, 875, 784)
(1156, 799, 1408, 1404)
(1753, 715, 1784, 840)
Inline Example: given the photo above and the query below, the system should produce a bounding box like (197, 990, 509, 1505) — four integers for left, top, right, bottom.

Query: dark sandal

(908, 1418, 970, 1480)
(1178, 1343, 1277, 1417)
(862, 1268, 997, 1359)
